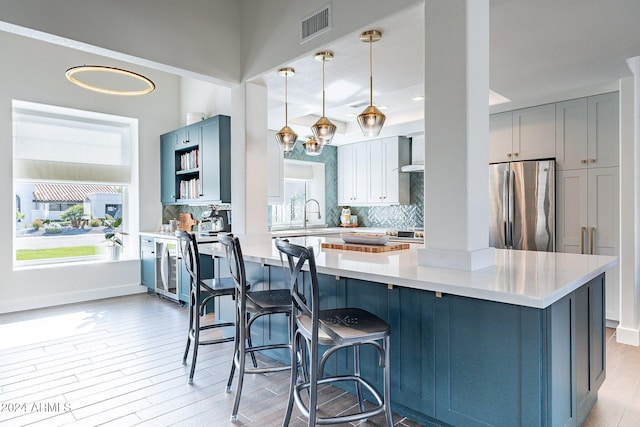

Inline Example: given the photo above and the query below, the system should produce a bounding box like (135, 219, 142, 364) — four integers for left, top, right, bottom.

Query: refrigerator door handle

(581, 227, 586, 254)
(508, 170, 515, 248)
(502, 170, 509, 247)
(590, 227, 595, 255)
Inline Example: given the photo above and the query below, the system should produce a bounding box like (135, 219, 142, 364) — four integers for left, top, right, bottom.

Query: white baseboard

(0, 283, 147, 314)
(616, 325, 640, 346)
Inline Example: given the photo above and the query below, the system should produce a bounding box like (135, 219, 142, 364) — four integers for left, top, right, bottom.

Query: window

(270, 159, 325, 229)
(12, 100, 135, 266)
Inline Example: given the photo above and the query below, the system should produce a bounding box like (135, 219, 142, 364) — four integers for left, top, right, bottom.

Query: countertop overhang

(140, 230, 219, 243)
(198, 235, 618, 309)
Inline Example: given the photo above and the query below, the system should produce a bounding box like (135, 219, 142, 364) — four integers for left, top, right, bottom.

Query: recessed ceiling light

(412, 96, 424, 102)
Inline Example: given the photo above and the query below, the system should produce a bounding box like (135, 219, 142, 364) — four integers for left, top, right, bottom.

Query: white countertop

(269, 226, 383, 238)
(199, 235, 618, 309)
(139, 231, 219, 243)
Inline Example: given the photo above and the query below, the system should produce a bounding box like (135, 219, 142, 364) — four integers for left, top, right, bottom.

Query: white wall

(0, 0, 241, 86)
(180, 78, 232, 124)
(0, 31, 181, 313)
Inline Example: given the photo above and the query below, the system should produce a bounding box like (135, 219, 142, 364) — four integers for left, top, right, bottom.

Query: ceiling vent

(300, 3, 332, 44)
(349, 100, 370, 109)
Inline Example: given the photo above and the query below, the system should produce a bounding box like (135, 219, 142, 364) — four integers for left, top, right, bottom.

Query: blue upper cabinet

(160, 115, 231, 205)
(160, 130, 178, 204)
(200, 115, 231, 203)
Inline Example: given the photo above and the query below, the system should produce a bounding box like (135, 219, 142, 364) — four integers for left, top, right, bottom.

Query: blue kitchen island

(199, 235, 617, 427)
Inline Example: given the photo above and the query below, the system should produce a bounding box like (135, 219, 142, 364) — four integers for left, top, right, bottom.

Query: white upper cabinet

(366, 137, 410, 205)
(489, 104, 556, 163)
(338, 142, 367, 205)
(555, 92, 619, 170)
(338, 136, 410, 207)
(588, 92, 619, 168)
(489, 112, 513, 163)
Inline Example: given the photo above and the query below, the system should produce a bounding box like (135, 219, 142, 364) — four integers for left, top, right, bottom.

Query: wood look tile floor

(0, 294, 420, 427)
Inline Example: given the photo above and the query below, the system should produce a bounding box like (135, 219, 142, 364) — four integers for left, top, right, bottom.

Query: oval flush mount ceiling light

(65, 65, 155, 96)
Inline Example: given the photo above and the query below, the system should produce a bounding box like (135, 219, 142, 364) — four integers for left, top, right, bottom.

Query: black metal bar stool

(176, 230, 237, 384)
(274, 238, 393, 427)
(218, 233, 293, 422)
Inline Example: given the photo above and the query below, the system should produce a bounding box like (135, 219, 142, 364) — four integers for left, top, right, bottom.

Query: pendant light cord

(369, 35, 374, 106)
(322, 57, 326, 117)
(285, 74, 289, 126)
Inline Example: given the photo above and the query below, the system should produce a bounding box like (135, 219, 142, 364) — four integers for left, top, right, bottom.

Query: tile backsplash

(347, 173, 424, 229)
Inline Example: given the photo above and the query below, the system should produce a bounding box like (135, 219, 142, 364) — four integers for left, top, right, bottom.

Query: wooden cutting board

(321, 242, 410, 253)
(178, 213, 198, 232)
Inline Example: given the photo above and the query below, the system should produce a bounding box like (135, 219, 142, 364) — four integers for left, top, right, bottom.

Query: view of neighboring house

(16, 182, 122, 225)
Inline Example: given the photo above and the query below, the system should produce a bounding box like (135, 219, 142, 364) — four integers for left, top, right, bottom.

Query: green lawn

(16, 246, 99, 261)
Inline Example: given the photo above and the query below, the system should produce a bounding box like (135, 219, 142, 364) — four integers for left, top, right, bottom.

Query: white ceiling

(258, 0, 640, 145)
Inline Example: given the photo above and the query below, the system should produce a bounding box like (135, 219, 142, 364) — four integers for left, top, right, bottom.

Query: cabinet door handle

(513, 152, 519, 157)
(589, 158, 596, 163)
(580, 159, 587, 164)
(581, 226, 586, 254)
(507, 153, 512, 158)
(590, 227, 595, 255)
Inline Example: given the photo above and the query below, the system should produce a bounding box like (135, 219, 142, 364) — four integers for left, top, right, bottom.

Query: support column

(230, 82, 269, 235)
(418, 0, 494, 270)
(618, 58, 640, 345)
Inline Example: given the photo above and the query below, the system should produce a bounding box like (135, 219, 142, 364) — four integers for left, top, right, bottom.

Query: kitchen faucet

(303, 198, 321, 229)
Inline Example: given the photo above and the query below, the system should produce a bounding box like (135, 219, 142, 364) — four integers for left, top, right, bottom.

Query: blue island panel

(223, 261, 605, 427)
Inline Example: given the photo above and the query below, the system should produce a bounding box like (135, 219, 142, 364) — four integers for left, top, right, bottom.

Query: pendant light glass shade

(275, 67, 298, 153)
(303, 135, 323, 156)
(311, 51, 337, 145)
(357, 30, 386, 137)
(275, 125, 298, 153)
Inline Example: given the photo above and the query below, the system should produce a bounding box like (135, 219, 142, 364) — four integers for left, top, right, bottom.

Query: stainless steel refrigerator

(488, 160, 555, 251)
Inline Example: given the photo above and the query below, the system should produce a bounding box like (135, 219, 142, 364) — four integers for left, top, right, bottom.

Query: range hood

(401, 133, 425, 172)
(401, 162, 424, 172)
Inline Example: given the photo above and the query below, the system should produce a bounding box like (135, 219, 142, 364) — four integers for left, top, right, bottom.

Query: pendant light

(357, 30, 386, 137)
(311, 51, 337, 145)
(275, 67, 298, 153)
(303, 135, 323, 156)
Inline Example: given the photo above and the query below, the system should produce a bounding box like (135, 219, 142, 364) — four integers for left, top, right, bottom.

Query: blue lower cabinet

(388, 286, 436, 420)
(434, 295, 544, 427)
(575, 274, 606, 426)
